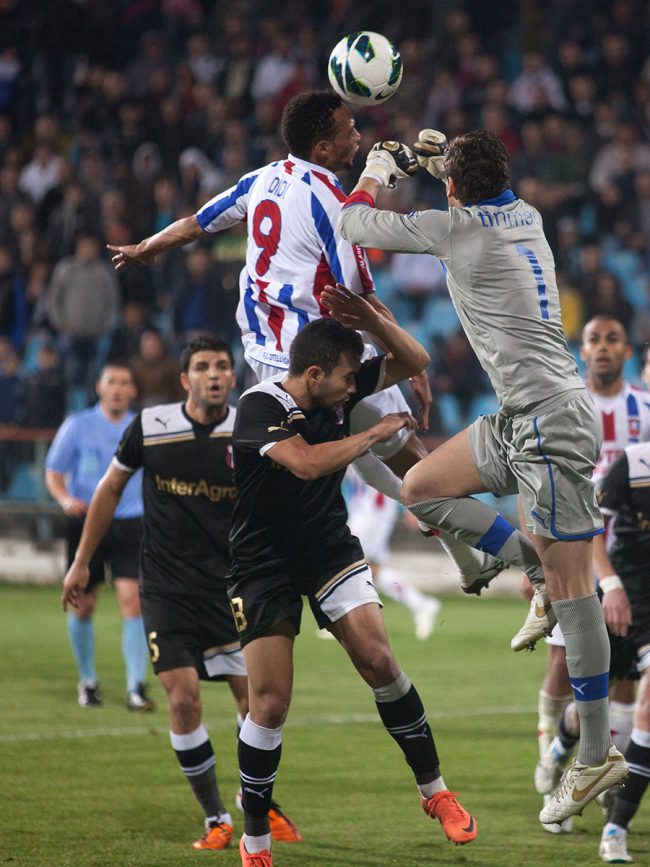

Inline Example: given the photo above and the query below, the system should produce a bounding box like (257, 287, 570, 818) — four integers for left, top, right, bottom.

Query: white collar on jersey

(285, 153, 339, 185)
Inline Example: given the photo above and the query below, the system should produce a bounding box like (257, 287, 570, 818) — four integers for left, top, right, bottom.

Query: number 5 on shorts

(148, 631, 160, 663)
(230, 597, 248, 633)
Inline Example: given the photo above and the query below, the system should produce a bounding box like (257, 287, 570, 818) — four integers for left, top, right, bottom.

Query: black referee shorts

(66, 516, 142, 591)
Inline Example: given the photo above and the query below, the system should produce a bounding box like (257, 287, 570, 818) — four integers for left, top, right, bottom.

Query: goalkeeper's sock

(408, 497, 542, 575)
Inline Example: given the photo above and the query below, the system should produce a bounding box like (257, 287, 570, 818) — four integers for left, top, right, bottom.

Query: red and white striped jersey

(591, 383, 650, 490)
(196, 154, 374, 370)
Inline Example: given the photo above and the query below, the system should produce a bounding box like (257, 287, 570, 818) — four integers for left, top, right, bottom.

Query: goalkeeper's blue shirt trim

(465, 189, 516, 207)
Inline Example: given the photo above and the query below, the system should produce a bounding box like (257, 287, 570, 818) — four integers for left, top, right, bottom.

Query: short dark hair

(281, 90, 343, 159)
(289, 318, 364, 376)
(99, 360, 134, 380)
(445, 129, 511, 204)
(581, 314, 628, 343)
(180, 336, 234, 372)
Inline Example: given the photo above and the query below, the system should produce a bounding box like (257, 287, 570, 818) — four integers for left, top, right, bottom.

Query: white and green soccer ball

(328, 31, 403, 106)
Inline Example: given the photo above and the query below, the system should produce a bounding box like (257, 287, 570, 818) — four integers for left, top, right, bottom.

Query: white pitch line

(0, 704, 535, 744)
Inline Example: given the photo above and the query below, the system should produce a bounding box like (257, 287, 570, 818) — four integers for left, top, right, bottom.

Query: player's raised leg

(402, 428, 553, 644)
(329, 597, 476, 845)
(352, 395, 505, 594)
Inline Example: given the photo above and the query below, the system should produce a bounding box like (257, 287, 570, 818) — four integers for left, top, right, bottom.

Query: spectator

(171, 245, 221, 342)
(47, 232, 120, 398)
(585, 272, 633, 333)
(508, 50, 567, 116)
(44, 180, 100, 258)
(185, 32, 222, 85)
(250, 30, 296, 102)
(18, 143, 63, 205)
(0, 345, 21, 422)
(390, 249, 447, 320)
(431, 330, 486, 420)
(21, 342, 66, 428)
(0, 244, 27, 348)
(130, 327, 184, 408)
(106, 299, 152, 363)
(590, 122, 650, 194)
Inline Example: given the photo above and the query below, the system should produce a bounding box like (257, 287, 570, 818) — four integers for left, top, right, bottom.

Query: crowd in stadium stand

(0, 0, 649, 452)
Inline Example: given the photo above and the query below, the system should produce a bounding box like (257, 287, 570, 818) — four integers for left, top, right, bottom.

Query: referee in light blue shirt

(45, 361, 152, 711)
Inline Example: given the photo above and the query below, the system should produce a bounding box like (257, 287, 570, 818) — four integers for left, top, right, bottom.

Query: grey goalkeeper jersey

(339, 190, 584, 415)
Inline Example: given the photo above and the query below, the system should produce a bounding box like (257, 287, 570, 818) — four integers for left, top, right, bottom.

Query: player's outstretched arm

(321, 283, 429, 387)
(266, 412, 416, 481)
(61, 465, 132, 610)
(107, 215, 204, 270)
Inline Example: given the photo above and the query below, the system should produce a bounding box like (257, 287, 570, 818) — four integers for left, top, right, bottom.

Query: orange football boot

(192, 822, 234, 850)
(239, 836, 273, 866)
(421, 790, 477, 845)
(268, 802, 303, 842)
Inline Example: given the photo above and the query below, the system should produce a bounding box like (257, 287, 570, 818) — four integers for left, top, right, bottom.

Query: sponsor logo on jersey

(155, 474, 236, 503)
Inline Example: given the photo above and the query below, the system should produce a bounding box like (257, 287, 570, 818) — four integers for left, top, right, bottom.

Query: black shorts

(227, 538, 379, 647)
(140, 586, 245, 679)
(66, 516, 142, 590)
(608, 631, 640, 681)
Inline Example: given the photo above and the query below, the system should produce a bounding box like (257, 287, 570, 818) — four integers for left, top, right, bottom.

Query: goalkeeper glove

(412, 129, 448, 181)
(360, 141, 419, 189)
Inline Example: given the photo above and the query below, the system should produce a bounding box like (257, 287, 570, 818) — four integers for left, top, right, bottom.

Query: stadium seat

(6, 463, 38, 501)
(421, 297, 460, 337)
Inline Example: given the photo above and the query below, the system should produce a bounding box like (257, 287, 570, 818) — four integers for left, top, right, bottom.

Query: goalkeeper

(338, 130, 628, 826)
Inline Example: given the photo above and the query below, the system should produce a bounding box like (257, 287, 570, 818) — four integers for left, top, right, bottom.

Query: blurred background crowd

(0, 0, 649, 473)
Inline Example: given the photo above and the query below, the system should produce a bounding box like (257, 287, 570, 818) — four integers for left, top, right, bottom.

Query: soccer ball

(328, 31, 403, 107)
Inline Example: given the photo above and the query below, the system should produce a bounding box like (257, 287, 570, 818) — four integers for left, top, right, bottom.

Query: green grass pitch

(1, 583, 647, 866)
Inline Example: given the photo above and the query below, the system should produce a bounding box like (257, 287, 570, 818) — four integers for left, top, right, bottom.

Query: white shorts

(314, 562, 382, 624)
(202, 645, 247, 678)
(245, 347, 412, 461)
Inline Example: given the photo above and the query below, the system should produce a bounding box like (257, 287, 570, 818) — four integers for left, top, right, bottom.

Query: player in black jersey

(61, 337, 300, 852)
(229, 286, 476, 867)
(595, 441, 650, 863)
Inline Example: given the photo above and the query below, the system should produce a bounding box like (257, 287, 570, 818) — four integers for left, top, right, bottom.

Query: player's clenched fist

(360, 141, 419, 189)
(412, 129, 448, 180)
(372, 411, 417, 442)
